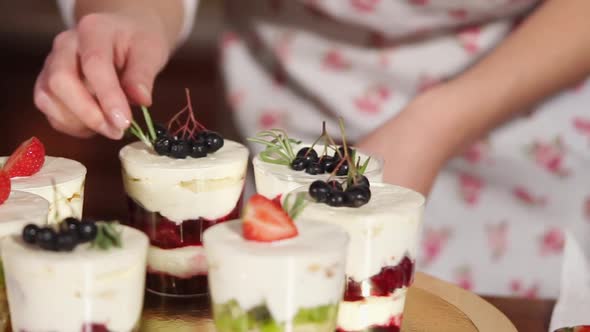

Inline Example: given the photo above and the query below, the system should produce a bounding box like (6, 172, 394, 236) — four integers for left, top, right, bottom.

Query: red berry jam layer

(344, 256, 414, 302)
(81, 324, 111, 332)
(126, 196, 242, 249)
(337, 315, 402, 332)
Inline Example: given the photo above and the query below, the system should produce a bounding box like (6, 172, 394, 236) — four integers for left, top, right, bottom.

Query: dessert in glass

(204, 194, 349, 332)
(2, 219, 148, 332)
(250, 126, 383, 201)
(0, 137, 86, 224)
(283, 127, 425, 332)
(120, 93, 248, 297)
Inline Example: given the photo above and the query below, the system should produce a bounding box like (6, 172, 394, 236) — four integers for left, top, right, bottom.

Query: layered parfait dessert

(121, 91, 248, 296)
(284, 137, 425, 332)
(0, 137, 86, 223)
(2, 218, 148, 332)
(250, 123, 383, 201)
(204, 194, 349, 332)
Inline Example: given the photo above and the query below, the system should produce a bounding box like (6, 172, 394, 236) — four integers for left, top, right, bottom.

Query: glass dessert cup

(204, 220, 349, 332)
(286, 183, 425, 332)
(252, 144, 383, 201)
(120, 140, 249, 297)
(0, 156, 87, 224)
(1, 224, 149, 332)
(0, 191, 49, 331)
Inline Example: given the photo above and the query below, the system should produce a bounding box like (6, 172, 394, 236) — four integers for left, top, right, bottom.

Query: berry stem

(168, 88, 207, 140)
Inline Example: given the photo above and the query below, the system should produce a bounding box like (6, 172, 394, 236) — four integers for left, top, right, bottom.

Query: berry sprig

(308, 119, 372, 208)
(247, 129, 301, 166)
(128, 89, 225, 159)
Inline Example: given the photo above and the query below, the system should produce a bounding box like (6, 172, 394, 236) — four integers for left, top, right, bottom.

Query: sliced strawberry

(0, 171, 10, 205)
(3, 137, 45, 178)
(243, 194, 298, 242)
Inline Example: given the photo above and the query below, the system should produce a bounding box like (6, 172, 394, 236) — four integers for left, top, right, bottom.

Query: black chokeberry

(154, 123, 169, 138)
(56, 231, 78, 252)
(335, 161, 349, 176)
(338, 146, 354, 158)
(194, 131, 207, 144)
(296, 148, 319, 163)
(291, 157, 309, 171)
(61, 217, 80, 233)
(169, 140, 191, 159)
(345, 185, 371, 207)
(36, 227, 58, 251)
(22, 224, 39, 244)
(326, 191, 347, 207)
(305, 162, 325, 175)
(320, 156, 339, 173)
(205, 132, 224, 153)
(352, 175, 370, 188)
(326, 180, 343, 192)
(78, 221, 98, 242)
(309, 180, 331, 202)
(190, 141, 207, 158)
(154, 137, 172, 155)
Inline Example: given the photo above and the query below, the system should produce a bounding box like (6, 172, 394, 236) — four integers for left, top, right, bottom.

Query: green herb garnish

(283, 192, 308, 220)
(247, 129, 301, 166)
(91, 222, 122, 251)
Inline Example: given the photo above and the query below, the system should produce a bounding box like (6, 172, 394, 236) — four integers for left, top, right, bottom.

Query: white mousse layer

(204, 220, 348, 323)
(2, 225, 148, 332)
(287, 183, 424, 282)
(0, 156, 86, 224)
(253, 144, 383, 200)
(338, 288, 407, 331)
(147, 245, 207, 278)
(0, 191, 49, 238)
(120, 140, 249, 222)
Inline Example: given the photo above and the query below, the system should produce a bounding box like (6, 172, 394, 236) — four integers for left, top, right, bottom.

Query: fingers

(77, 14, 132, 134)
(120, 35, 169, 106)
(34, 30, 122, 139)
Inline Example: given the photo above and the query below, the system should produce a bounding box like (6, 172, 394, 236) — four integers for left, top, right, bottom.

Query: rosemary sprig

(283, 192, 308, 220)
(141, 106, 157, 142)
(248, 129, 301, 166)
(91, 222, 122, 251)
(127, 106, 157, 148)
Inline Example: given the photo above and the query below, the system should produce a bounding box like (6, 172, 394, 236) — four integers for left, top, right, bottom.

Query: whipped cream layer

(147, 245, 207, 278)
(253, 144, 383, 199)
(288, 183, 424, 281)
(338, 288, 407, 331)
(120, 141, 249, 222)
(0, 156, 86, 224)
(0, 191, 49, 238)
(2, 225, 148, 332)
(204, 220, 348, 323)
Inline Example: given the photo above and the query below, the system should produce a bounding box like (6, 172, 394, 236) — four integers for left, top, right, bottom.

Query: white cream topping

(337, 288, 407, 331)
(204, 220, 348, 322)
(0, 191, 49, 238)
(287, 183, 425, 281)
(1, 225, 148, 332)
(147, 245, 207, 278)
(0, 156, 86, 224)
(253, 144, 383, 199)
(120, 141, 249, 222)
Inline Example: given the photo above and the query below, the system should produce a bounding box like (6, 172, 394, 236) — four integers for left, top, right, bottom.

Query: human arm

(34, 0, 196, 139)
(358, 0, 590, 195)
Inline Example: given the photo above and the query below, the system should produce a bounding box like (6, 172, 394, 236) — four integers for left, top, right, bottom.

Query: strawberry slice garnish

(3, 137, 45, 178)
(243, 194, 298, 242)
(0, 170, 10, 205)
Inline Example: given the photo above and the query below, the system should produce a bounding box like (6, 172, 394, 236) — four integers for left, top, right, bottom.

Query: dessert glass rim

(252, 144, 384, 182)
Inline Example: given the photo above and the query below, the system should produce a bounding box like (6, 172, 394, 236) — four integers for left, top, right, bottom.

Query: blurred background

(0, 0, 233, 220)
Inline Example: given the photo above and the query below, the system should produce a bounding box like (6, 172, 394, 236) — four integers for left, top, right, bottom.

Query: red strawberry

(0, 170, 11, 205)
(3, 137, 45, 178)
(242, 194, 298, 242)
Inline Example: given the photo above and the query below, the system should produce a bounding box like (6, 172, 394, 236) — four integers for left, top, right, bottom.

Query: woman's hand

(34, 8, 174, 139)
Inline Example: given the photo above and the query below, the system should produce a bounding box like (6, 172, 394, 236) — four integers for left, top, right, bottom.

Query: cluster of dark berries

(309, 175, 371, 208)
(153, 124, 224, 159)
(22, 217, 98, 252)
(291, 146, 353, 176)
